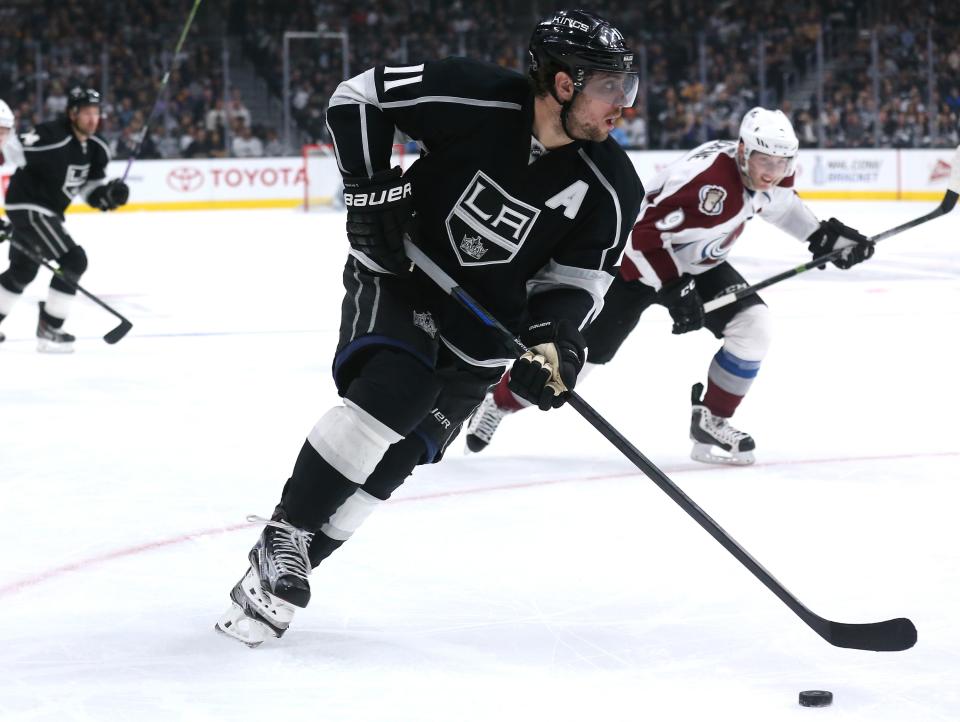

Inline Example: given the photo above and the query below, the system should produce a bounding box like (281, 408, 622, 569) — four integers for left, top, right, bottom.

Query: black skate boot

(689, 383, 756, 466)
(465, 390, 511, 453)
(36, 301, 75, 353)
(216, 511, 314, 647)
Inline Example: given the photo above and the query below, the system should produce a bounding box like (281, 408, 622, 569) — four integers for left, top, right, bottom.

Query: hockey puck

(799, 690, 833, 707)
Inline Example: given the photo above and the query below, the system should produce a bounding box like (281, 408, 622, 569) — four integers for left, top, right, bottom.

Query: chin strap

(551, 90, 582, 141)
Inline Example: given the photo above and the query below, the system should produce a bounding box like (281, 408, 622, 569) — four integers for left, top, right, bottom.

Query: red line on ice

(1, 451, 956, 598)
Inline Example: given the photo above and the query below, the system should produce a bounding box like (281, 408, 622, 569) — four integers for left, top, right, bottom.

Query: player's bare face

(0, 127, 11, 146)
(71, 106, 101, 138)
(565, 92, 621, 142)
(745, 150, 791, 191)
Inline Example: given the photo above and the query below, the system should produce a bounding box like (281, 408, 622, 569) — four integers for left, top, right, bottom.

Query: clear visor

(580, 71, 640, 107)
(747, 151, 793, 177)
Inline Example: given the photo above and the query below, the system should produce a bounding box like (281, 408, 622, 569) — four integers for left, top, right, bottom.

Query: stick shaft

(121, 0, 204, 181)
(703, 187, 958, 314)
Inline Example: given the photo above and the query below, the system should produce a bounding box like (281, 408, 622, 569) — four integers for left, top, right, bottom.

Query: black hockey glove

(0, 216, 9, 242)
(807, 218, 874, 270)
(88, 179, 130, 211)
(343, 167, 413, 274)
(657, 274, 705, 334)
(508, 320, 586, 411)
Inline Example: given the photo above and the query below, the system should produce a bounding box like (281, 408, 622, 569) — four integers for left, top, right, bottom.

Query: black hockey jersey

(6, 118, 112, 218)
(326, 58, 644, 356)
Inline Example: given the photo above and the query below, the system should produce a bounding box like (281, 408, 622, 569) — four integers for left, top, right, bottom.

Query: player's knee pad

(306, 399, 404, 486)
(57, 246, 88, 278)
(2, 255, 40, 291)
(721, 304, 772, 361)
(342, 348, 444, 435)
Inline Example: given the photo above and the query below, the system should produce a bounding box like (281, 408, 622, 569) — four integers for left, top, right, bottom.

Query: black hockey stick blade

(104, 318, 133, 344)
(404, 236, 918, 653)
(823, 617, 917, 652)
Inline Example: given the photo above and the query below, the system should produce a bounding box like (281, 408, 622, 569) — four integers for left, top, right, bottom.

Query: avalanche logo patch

(698, 185, 727, 216)
(446, 171, 540, 267)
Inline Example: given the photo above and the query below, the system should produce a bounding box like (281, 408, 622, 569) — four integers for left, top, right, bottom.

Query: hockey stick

(703, 145, 960, 314)
(121, 0, 204, 182)
(404, 236, 916, 652)
(6, 236, 132, 344)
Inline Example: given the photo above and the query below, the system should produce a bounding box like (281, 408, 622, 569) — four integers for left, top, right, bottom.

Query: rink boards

(0, 147, 955, 212)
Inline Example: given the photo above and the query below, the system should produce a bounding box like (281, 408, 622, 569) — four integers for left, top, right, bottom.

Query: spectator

(183, 127, 213, 158)
(226, 88, 251, 130)
(232, 124, 264, 157)
(45, 82, 67, 117)
(262, 127, 283, 156)
(153, 125, 180, 159)
(205, 99, 227, 133)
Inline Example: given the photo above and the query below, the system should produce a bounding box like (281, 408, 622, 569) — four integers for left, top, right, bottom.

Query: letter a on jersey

(545, 180, 589, 220)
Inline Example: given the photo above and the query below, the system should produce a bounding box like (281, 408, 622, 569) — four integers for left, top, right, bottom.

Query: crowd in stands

(0, 0, 956, 157)
(0, 0, 281, 160)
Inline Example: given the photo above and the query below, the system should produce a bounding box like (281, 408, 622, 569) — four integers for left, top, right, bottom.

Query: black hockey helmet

(67, 87, 102, 112)
(529, 10, 636, 100)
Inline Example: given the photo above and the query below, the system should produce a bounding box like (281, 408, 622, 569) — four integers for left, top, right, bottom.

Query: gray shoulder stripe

(577, 149, 622, 269)
(90, 135, 112, 160)
(23, 137, 72, 152)
(379, 96, 522, 110)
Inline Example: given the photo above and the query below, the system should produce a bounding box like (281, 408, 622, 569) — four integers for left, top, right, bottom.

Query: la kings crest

(446, 171, 540, 266)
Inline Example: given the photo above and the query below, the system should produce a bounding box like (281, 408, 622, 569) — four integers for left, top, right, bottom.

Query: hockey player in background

(0, 87, 129, 351)
(216, 10, 644, 646)
(466, 107, 875, 465)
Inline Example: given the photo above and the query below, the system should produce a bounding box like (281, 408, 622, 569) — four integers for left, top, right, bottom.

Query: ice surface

(1, 202, 958, 721)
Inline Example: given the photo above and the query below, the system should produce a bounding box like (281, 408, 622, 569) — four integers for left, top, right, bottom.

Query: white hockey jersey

(621, 140, 821, 290)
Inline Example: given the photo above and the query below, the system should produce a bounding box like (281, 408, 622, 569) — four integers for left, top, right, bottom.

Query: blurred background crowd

(0, 0, 956, 159)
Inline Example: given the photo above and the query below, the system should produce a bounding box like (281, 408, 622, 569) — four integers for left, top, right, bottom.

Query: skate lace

(467, 395, 508, 443)
(247, 515, 313, 580)
(701, 410, 750, 445)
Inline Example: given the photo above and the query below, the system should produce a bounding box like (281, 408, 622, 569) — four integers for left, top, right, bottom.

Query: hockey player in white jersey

(0, 99, 15, 344)
(467, 107, 875, 464)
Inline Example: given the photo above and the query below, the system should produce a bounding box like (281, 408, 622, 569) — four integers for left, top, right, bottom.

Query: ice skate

(465, 390, 511, 453)
(215, 514, 313, 647)
(689, 383, 755, 466)
(36, 302, 75, 353)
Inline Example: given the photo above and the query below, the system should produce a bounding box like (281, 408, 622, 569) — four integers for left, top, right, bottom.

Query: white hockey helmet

(0, 99, 14, 129)
(738, 106, 798, 177)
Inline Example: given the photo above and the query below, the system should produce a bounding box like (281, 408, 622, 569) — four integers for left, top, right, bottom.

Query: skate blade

(37, 339, 75, 354)
(691, 443, 755, 466)
(214, 602, 275, 648)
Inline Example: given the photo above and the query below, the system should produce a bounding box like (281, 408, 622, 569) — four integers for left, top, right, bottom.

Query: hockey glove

(807, 218, 874, 270)
(658, 274, 705, 334)
(343, 167, 413, 274)
(88, 179, 130, 211)
(0, 216, 9, 242)
(508, 320, 586, 411)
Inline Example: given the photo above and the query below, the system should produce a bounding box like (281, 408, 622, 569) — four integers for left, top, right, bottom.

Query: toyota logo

(167, 167, 204, 192)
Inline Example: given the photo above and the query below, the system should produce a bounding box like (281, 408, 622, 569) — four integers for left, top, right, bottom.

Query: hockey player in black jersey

(0, 87, 129, 352)
(216, 10, 645, 646)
